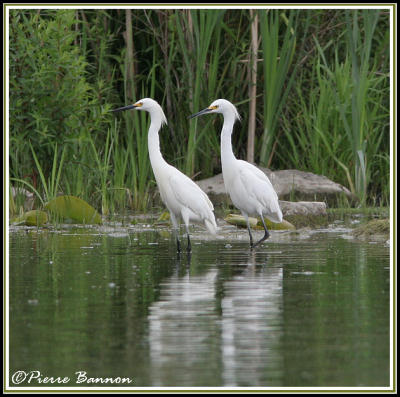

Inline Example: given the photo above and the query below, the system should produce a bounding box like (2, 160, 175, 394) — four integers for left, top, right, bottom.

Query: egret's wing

(168, 171, 217, 234)
(236, 163, 282, 222)
(237, 160, 275, 191)
(168, 172, 214, 215)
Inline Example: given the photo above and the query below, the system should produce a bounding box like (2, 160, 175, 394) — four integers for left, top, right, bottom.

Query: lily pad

(45, 195, 102, 224)
(225, 213, 295, 230)
(12, 210, 48, 226)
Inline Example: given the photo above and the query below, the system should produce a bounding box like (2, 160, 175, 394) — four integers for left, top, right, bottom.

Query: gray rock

(279, 200, 327, 216)
(196, 173, 226, 196)
(196, 168, 355, 204)
(263, 168, 353, 200)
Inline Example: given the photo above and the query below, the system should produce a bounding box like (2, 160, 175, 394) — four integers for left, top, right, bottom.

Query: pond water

(8, 218, 391, 388)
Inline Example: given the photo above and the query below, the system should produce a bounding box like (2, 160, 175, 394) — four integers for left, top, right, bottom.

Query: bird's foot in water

(251, 232, 270, 249)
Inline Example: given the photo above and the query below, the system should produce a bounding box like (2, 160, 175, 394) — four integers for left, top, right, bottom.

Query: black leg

(253, 216, 270, 248)
(245, 216, 254, 248)
(170, 213, 181, 254)
(187, 233, 192, 253)
(186, 249, 192, 263)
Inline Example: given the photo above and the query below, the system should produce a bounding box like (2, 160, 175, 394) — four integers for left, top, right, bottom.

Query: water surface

(8, 221, 390, 388)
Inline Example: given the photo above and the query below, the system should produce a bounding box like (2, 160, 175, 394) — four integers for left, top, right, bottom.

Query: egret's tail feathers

(265, 207, 283, 224)
(264, 200, 283, 224)
(205, 217, 218, 235)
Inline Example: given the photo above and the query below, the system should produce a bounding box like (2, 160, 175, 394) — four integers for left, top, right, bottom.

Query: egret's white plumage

(113, 98, 217, 252)
(190, 99, 282, 247)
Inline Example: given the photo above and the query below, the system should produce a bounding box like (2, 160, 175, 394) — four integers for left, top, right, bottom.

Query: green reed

(258, 9, 298, 167)
(312, 10, 389, 205)
(8, 8, 390, 213)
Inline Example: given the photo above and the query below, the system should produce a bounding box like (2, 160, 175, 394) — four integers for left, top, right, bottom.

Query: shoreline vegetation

(9, 9, 390, 219)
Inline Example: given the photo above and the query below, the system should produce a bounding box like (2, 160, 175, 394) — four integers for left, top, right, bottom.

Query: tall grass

(176, 10, 226, 176)
(310, 10, 388, 205)
(258, 10, 298, 167)
(275, 10, 389, 206)
(11, 143, 66, 206)
(8, 8, 391, 213)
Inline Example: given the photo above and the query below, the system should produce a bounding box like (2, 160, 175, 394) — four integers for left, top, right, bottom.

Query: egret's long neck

(221, 114, 237, 166)
(147, 114, 168, 174)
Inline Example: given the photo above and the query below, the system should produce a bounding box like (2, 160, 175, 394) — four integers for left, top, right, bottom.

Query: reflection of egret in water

(220, 250, 283, 386)
(148, 260, 221, 386)
(147, 249, 283, 387)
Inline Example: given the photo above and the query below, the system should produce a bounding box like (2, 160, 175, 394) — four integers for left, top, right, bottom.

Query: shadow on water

(8, 225, 390, 387)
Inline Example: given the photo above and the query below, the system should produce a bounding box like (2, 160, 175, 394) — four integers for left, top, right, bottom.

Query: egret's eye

(208, 105, 219, 110)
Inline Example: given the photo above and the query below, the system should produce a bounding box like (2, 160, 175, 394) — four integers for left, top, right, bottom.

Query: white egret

(189, 99, 282, 248)
(112, 98, 217, 253)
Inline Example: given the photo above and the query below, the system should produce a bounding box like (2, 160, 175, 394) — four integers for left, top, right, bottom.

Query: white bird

(112, 98, 217, 253)
(189, 99, 282, 248)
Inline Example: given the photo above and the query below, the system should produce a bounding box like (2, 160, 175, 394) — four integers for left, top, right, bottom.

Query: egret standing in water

(112, 98, 217, 253)
(190, 99, 282, 248)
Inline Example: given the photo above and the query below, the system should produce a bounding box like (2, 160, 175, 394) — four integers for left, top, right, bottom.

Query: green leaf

(44, 195, 102, 224)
